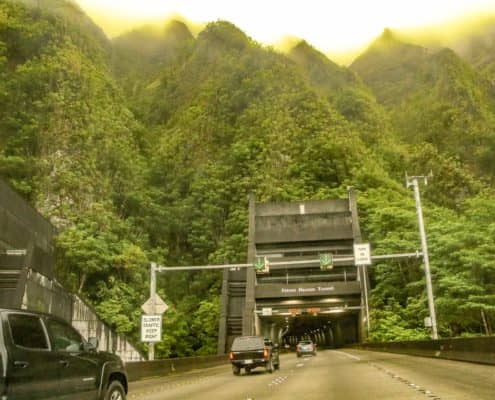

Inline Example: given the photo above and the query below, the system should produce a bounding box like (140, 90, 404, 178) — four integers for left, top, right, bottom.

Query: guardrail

(126, 354, 229, 381)
(354, 336, 495, 365)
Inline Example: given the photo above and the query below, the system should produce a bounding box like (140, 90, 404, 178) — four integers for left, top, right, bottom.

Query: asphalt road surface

(129, 349, 495, 400)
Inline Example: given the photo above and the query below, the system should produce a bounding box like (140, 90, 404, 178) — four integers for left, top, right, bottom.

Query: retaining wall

(21, 269, 144, 361)
(126, 355, 228, 381)
(355, 336, 495, 365)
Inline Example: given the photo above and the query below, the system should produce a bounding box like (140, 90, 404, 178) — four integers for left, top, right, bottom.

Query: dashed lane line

(330, 351, 442, 399)
(371, 363, 442, 400)
(268, 375, 288, 388)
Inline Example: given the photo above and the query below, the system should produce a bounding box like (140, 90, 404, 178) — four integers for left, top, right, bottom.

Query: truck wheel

(266, 359, 274, 373)
(232, 365, 240, 375)
(245, 367, 251, 374)
(104, 381, 126, 400)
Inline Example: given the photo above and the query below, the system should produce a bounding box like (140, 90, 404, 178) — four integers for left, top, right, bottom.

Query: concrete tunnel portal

(255, 263, 362, 348)
(217, 189, 369, 354)
(258, 312, 359, 348)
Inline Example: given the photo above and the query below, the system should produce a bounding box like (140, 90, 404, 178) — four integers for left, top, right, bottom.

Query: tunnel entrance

(217, 190, 369, 354)
(258, 312, 359, 348)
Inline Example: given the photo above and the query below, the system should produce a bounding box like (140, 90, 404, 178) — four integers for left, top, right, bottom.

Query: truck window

(45, 318, 83, 352)
(8, 314, 48, 350)
(231, 337, 265, 351)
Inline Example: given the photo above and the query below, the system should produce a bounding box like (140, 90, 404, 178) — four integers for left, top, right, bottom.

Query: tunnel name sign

(255, 282, 361, 298)
(281, 286, 335, 294)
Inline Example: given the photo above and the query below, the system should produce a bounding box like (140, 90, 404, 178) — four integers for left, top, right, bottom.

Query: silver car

(297, 340, 317, 357)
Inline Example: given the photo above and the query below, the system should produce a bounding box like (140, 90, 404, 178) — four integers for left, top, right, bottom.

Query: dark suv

(0, 308, 128, 399)
(229, 336, 280, 375)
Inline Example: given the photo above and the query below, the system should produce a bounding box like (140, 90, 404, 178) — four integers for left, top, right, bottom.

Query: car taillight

(264, 348, 269, 359)
(229, 352, 234, 360)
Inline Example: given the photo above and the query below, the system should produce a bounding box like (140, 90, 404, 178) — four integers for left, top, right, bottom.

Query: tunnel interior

(257, 311, 359, 349)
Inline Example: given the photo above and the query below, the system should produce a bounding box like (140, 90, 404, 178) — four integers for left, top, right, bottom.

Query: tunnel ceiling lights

(281, 300, 304, 305)
(279, 298, 343, 305)
(322, 298, 344, 303)
(321, 309, 345, 314)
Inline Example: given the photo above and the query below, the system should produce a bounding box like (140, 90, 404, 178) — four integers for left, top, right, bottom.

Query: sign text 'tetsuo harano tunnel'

(217, 188, 369, 354)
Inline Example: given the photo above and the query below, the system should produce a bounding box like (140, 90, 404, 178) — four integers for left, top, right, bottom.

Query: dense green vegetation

(1, 0, 494, 354)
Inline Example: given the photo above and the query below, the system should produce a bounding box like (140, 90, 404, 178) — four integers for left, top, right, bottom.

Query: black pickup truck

(229, 336, 280, 375)
(0, 308, 128, 400)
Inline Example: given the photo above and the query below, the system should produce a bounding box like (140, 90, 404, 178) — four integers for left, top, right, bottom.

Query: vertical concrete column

(14, 243, 34, 309)
(327, 326, 334, 347)
(270, 323, 276, 342)
(243, 194, 257, 335)
(333, 321, 343, 348)
(255, 312, 261, 336)
(261, 319, 270, 338)
(217, 269, 229, 355)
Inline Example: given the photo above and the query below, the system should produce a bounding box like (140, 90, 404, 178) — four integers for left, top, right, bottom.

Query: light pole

(149, 262, 157, 361)
(406, 173, 438, 339)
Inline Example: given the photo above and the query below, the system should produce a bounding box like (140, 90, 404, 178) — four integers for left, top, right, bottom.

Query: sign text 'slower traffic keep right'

(141, 315, 162, 343)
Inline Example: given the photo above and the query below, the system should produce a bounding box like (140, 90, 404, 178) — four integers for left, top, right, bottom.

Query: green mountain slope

(451, 16, 495, 80)
(133, 21, 397, 260)
(112, 20, 194, 116)
(350, 29, 430, 105)
(2, 1, 495, 353)
(17, 0, 109, 48)
(351, 29, 495, 178)
(0, 0, 150, 343)
(287, 39, 391, 150)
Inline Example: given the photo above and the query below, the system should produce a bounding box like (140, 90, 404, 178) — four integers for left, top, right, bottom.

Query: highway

(128, 349, 495, 400)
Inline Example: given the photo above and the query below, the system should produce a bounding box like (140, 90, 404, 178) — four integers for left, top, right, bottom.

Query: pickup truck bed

(229, 336, 280, 375)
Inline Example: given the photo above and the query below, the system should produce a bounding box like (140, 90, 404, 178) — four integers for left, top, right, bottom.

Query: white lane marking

(296, 363, 304, 367)
(333, 350, 361, 361)
(268, 375, 289, 388)
(370, 362, 442, 399)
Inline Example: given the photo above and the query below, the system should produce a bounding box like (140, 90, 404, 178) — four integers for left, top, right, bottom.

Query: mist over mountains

(1, 0, 495, 353)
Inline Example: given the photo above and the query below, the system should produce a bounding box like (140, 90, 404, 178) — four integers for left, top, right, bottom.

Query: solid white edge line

(332, 350, 361, 361)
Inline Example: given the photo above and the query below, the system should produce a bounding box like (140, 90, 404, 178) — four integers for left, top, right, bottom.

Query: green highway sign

(254, 256, 269, 274)
(319, 253, 333, 270)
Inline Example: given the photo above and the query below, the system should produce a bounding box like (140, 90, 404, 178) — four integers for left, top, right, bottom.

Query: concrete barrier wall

(21, 269, 144, 361)
(72, 296, 144, 362)
(0, 179, 55, 277)
(1, 179, 144, 362)
(355, 337, 495, 365)
(126, 355, 228, 381)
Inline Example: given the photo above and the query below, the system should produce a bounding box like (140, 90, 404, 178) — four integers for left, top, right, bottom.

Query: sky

(77, 0, 495, 55)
